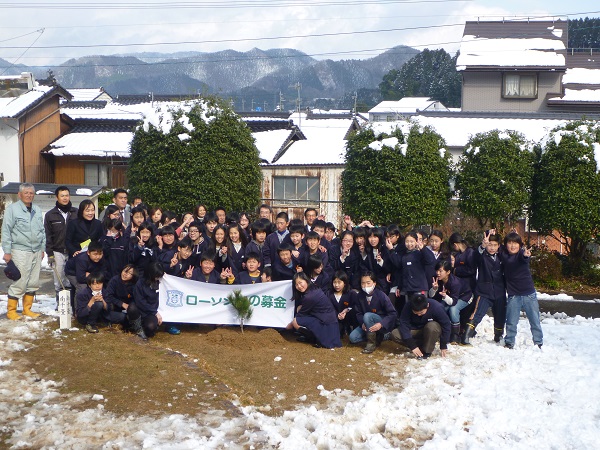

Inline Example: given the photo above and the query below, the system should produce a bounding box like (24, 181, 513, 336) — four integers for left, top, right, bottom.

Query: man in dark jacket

(392, 293, 451, 359)
(44, 186, 78, 301)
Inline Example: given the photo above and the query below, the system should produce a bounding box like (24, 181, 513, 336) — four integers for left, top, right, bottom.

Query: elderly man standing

(2, 183, 46, 320)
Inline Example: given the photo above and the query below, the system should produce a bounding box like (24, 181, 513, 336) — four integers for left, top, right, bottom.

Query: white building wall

(0, 119, 21, 184)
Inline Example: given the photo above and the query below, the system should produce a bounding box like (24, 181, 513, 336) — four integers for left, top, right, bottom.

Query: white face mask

(362, 286, 375, 295)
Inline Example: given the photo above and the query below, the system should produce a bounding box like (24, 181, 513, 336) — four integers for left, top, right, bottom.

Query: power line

(0, 23, 465, 50)
(0, 0, 471, 10)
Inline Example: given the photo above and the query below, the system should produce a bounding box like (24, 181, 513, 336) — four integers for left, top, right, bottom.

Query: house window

(84, 163, 108, 186)
(503, 73, 537, 98)
(273, 176, 320, 202)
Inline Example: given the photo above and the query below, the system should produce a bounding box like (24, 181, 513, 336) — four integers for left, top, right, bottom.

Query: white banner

(158, 275, 295, 328)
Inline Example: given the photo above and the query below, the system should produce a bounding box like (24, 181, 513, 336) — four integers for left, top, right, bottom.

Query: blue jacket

(133, 280, 160, 317)
(354, 288, 398, 333)
(105, 275, 135, 310)
(1, 200, 45, 253)
(397, 299, 451, 350)
(498, 247, 535, 296)
(474, 247, 506, 299)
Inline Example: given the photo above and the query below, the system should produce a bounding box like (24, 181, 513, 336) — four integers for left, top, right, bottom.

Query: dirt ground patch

(23, 320, 409, 418)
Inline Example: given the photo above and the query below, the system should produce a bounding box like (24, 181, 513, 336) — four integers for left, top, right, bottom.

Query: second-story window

(503, 73, 537, 98)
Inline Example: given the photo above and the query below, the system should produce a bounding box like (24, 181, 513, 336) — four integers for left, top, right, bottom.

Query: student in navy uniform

(99, 219, 129, 279)
(263, 212, 290, 267)
(245, 221, 267, 268)
(65, 240, 109, 300)
(463, 231, 507, 345)
(130, 222, 158, 278)
(286, 272, 342, 349)
(392, 293, 451, 359)
(156, 225, 178, 255)
(162, 237, 194, 278)
(328, 230, 361, 290)
(495, 230, 543, 349)
(326, 270, 358, 337)
(124, 206, 147, 241)
(188, 250, 235, 284)
(272, 243, 297, 281)
(76, 272, 111, 333)
(105, 264, 138, 316)
(448, 232, 478, 330)
(311, 219, 331, 251)
(384, 224, 406, 309)
(305, 253, 331, 291)
(324, 222, 338, 246)
(187, 222, 211, 268)
(365, 227, 391, 294)
(210, 224, 231, 272)
(236, 252, 262, 284)
(429, 260, 473, 343)
(238, 212, 252, 241)
(65, 200, 103, 258)
(203, 212, 219, 241)
(388, 231, 428, 313)
(349, 272, 398, 354)
(301, 231, 329, 272)
(128, 261, 164, 339)
(227, 223, 248, 275)
(423, 230, 446, 289)
(288, 225, 306, 269)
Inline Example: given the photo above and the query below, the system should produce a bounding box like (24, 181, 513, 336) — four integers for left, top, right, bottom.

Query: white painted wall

(0, 119, 21, 183)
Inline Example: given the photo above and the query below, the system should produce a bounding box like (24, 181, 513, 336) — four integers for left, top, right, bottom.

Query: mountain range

(0, 45, 419, 108)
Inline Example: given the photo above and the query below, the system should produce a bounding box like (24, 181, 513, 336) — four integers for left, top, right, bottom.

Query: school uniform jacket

(105, 275, 135, 310)
(133, 280, 160, 317)
(245, 240, 265, 267)
(326, 290, 357, 314)
(263, 231, 291, 266)
(474, 247, 505, 300)
(296, 288, 338, 325)
(365, 247, 391, 294)
(433, 273, 472, 307)
(190, 268, 222, 284)
(130, 242, 158, 278)
(189, 234, 211, 268)
(236, 271, 262, 285)
(65, 252, 109, 284)
(328, 245, 362, 290)
(396, 249, 429, 293)
(99, 233, 129, 279)
(75, 286, 108, 318)
(397, 299, 451, 350)
(354, 289, 398, 333)
(272, 259, 296, 281)
(454, 246, 478, 292)
(498, 247, 535, 296)
(65, 218, 103, 257)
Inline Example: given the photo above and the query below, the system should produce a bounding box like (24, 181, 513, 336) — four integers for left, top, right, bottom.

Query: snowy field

(1, 296, 600, 449)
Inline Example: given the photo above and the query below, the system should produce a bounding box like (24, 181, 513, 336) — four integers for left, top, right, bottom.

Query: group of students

(44, 186, 543, 357)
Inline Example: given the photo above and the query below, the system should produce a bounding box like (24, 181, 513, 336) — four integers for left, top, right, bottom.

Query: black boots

(494, 328, 504, 343)
(461, 321, 477, 345)
(130, 316, 147, 340)
(450, 323, 460, 343)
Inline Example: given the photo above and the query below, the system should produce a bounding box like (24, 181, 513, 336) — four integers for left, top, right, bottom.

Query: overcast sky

(0, 0, 598, 68)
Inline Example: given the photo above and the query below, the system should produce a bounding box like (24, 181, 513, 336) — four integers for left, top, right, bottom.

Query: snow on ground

(1, 298, 600, 449)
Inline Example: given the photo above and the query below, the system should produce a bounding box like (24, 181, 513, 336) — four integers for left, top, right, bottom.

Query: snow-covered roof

(66, 88, 112, 102)
(549, 89, 600, 103)
(253, 129, 296, 163)
(456, 35, 565, 70)
(269, 112, 357, 165)
(0, 85, 55, 118)
(369, 98, 442, 114)
(46, 131, 133, 157)
(371, 115, 567, 148)
(61, 101, 146, 121)
(563, 68, 600, 85)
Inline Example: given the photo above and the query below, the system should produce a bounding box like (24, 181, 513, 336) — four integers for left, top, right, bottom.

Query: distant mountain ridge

(0, 45, 418, 108)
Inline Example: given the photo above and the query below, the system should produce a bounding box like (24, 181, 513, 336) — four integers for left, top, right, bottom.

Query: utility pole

(251, 99, 255, 111)
(353, 91, 358, 116)
(279, 91, 284, 111)
(242, 98, 245, 111)
(295, 82, 301, 112)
